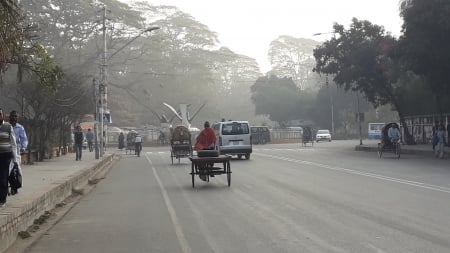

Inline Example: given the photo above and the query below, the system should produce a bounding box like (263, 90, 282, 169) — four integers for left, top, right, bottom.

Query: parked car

(316, 129, 332, 142)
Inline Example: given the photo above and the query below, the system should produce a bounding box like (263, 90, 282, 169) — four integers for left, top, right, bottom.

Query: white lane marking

(255, 153, 450, 194)
(145, 154, 192, 253)
(255, 148, 315, 152)
(366, 243, 389, 253)
(161, 155, 221, 253)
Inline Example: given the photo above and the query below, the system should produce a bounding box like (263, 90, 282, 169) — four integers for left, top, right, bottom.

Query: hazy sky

(132, 0, 403, 72)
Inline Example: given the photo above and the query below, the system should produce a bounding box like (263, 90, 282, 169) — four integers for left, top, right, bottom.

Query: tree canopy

(399, 0, 450, 113)
(250, 75, 304, 126)
(268, 36, 319, 91)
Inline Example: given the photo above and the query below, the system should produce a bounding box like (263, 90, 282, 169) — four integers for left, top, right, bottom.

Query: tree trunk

(398, 111, 414, 145)
(393, 99, 414, 145)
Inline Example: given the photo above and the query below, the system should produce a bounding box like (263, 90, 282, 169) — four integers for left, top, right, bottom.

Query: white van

(213, 121, 252, 159)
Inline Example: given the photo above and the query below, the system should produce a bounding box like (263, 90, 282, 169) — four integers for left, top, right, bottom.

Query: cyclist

(388, 124, 401, 146)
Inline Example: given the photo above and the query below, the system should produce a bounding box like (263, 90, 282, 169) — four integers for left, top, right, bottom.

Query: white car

(316, 129, 332, 142)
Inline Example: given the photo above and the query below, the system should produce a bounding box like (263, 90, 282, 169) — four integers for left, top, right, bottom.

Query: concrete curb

(0, 154, 118, 253)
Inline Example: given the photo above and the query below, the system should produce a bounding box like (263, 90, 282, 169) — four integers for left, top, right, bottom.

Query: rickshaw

(170, 125, 193, 164)
(189, 154, 231, 188)
(125, 130, 137, 155)
(378, 122, 401, 158)
(301, 126, 314, 147)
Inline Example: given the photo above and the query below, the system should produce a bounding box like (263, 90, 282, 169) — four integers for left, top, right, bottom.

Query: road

(26, 140, 450, 253)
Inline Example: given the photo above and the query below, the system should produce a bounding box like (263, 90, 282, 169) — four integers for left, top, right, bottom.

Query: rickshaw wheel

(395, 143, 401, 158)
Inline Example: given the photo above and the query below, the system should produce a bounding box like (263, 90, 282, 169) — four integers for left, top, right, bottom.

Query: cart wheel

(395, 143, 401, 158)
(191, 165, 196, 188)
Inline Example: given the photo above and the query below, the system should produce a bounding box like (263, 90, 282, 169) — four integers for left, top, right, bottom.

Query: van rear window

(222, 122, 249, 135)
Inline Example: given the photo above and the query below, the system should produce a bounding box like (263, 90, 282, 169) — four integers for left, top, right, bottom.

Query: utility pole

(95, 6, 159, 156)
(326, 76, 335, 134)
(356, 92, 363, 145)
(99, 6, 107, 157)
(93, 78, 99, 159)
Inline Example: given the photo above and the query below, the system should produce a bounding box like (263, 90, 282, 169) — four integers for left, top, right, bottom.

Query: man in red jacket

(194, 121, 216, 151)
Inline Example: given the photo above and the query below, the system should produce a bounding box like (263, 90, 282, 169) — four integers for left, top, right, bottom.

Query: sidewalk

(355, 139, 440, 157)
(0, 149, 118, 253)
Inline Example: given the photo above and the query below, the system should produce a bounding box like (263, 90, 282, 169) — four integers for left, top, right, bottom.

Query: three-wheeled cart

(377, 122, 401, 158)
(170, 125, 193, 164)
(126, 131, 137, 155)
(189, 155, 231, 188)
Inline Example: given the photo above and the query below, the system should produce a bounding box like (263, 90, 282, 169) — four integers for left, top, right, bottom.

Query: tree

(268, 36, 319, 90)
(0, 0, 22, 72)
(313, 18, 415, 143)
(251, 75, 302, 126)
(209, 47, 261, 122)
(399, 0, 450, 114)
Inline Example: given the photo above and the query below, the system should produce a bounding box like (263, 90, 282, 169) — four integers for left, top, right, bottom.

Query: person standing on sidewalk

(0, 108, 19, 207)
(134, 133, 142, 157)
(73, 125, 84, 161)
(85, 128, 94, 152)
(9, 111, 28, 164)
(435, 125, 446, 159)
(447, 123, 450, 147)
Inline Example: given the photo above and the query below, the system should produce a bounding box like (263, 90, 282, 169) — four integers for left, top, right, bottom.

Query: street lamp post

(98, 5, 160, 156)
(313, 32, 336, 134)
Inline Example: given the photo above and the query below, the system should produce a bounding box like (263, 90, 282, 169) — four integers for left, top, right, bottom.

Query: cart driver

(388, 124, 401, 145)
(194, 121, 216, 151)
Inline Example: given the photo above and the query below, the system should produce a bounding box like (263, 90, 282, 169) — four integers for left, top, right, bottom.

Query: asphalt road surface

(27, 140, 450, 253)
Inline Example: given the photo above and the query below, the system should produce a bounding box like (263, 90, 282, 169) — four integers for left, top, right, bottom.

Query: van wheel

(238, 154, 242, 159)
(245, 154, 250, 160)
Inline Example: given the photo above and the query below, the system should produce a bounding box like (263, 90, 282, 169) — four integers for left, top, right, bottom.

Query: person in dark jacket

(74, 125, 84, 161)
(0, 108, 18, 207)
(118, 132, 125, 149)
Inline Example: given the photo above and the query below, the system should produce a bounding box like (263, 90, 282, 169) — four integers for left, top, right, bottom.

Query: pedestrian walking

(134, 133, 142, 157)
(447, 123, 450, 146)
(85, 128, 94, 152)
(431, 125, 437, 150)
(73, 125, 84, 161)
(435, 125, 446, 159)
(118, 132, 124, 150)
(0, 108, 19, 208)
(9, 110, 28, 164)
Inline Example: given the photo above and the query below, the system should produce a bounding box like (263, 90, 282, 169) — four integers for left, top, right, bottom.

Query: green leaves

(30, 44, 63, 94)
(313, 19, 395, 107)
(251, 75, 302, 125)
